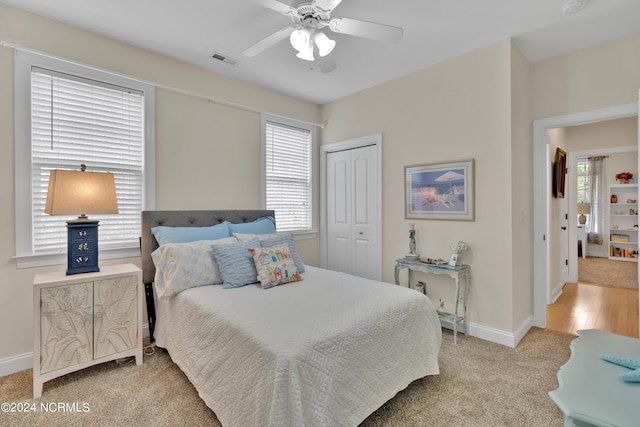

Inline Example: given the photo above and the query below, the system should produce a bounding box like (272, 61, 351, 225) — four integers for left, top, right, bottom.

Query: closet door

(326, 145, 378, 279)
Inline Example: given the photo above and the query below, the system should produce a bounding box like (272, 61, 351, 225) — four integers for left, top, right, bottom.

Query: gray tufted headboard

(141, 209, 274, 341)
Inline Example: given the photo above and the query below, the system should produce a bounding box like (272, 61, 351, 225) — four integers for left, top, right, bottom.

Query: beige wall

(320, 40, 516, 332)
(510, 41, 533, 330)
(531, 32, 640, 120)
(0, 4, 321, 361)
(2, 2, 640, 365)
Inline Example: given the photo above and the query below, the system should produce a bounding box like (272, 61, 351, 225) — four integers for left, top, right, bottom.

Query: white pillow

(151, 236, 237, 298)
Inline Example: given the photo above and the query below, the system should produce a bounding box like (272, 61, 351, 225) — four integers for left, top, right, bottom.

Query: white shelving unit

(608, 183, 638, 262)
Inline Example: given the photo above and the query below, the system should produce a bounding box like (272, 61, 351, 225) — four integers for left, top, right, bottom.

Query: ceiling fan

(242, 0, 404, 72)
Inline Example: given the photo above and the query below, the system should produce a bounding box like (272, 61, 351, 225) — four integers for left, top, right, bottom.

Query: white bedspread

(155, 266, 442, 427)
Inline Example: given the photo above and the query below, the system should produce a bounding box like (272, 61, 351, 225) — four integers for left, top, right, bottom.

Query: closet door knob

(561, 226, 567, 230)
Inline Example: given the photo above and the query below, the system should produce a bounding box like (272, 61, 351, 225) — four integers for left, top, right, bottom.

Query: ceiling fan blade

(242, 27, 295, 57)
(329, 17, 403, 43)
(312, 0, 344, 14)
(252, 0, 297, 16)
(317, 52, 336, 73)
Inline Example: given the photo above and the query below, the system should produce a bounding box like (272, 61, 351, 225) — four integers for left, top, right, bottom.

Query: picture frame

(405, 159, 474, 221)
(552, 147, 567, 198)
(448, 253, 459, 267)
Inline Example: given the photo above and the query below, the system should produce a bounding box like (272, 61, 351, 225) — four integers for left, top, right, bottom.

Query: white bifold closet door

(326, 144, 379, 280)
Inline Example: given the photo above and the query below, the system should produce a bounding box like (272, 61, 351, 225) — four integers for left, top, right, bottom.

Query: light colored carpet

(578, 256, 638, 289)
(0, 328, 573, 427)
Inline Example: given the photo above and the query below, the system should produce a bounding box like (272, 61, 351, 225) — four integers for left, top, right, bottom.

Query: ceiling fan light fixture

(314, 32, 336, 57)
(296, 44, 315, 61)
(290, 28, 311, 52)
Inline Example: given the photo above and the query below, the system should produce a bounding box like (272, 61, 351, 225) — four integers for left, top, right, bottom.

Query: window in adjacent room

(15, 51, 155, 268)
(261, 114, 316, 236)
(576, 160, 590, 204)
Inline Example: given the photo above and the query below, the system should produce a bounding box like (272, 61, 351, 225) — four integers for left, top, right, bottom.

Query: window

(261, 115, 316, 235)
(576, 160, 590, 204)
(15, 51, 155, 268)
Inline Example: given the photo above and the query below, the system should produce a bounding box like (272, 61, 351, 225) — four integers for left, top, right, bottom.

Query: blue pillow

(211, 243, 259, 289)
(228, 216, 276, 235)
(233, 232, 305, 273)
(151, 222, 231, 246)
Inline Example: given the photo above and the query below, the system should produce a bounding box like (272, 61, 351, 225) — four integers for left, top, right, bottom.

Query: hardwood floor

(547, 282, 639, 338)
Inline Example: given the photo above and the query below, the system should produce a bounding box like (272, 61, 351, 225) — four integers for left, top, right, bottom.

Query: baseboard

(587, 251, 608, 258)
(550, 282, 564, 304)
(440, 316, 533, 348)
(0, 324, 150, 378)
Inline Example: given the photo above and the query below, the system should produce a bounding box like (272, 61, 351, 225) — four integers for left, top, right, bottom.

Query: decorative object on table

(577, 203, 590, 225)
(552, 148, 567, 198)
(615, 171, 634, 184)
(404, 159, 474, 221)
(45, 164, 119, 275)
(419, 257, 447, 265)
(405, 223, 418, 260)
(600, 354, 640, 382)
(611, 194, 618, 203)
(449, 240, 469, 266)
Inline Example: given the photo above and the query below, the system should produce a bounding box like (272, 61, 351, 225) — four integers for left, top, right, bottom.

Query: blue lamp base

(66, 219, 100, 275)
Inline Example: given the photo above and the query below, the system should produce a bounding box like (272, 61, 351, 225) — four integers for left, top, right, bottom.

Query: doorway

(532, 102, 639, 328)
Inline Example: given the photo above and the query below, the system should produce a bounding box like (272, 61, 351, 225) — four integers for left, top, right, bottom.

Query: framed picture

(448, 253, 459, 267)
(552, 148, 566, 198)
(405, 159, 475, 221)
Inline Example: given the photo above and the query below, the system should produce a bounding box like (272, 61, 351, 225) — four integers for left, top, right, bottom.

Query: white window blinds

(30, 66, 145, 253)
(264, 119, 312, 232)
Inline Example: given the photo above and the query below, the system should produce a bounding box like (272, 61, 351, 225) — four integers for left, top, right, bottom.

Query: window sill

(14, 246, 141, 269)
(292, 231, 318, 241)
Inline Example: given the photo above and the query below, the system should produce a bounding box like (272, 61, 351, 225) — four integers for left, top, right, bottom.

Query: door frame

(533, 103, 638, 328)
(320, 133, 382, 280)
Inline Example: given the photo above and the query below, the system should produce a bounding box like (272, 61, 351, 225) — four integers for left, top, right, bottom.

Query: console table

(394, 258, 471, 343)
(549, 329, 640, 427)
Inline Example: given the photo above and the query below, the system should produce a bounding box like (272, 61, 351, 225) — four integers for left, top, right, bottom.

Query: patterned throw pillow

(250, 244, 302, 289)
(151, 236, 237, 298)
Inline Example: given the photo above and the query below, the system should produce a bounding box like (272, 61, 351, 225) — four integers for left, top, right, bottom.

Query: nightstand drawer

(69, 226, 97, 242)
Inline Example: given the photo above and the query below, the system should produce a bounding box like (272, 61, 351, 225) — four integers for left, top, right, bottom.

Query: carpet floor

(578, 256, 638, 289)
(0, 328, 574, 427)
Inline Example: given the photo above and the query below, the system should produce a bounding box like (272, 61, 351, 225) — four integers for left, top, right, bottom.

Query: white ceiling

(3, 0, 640, 104)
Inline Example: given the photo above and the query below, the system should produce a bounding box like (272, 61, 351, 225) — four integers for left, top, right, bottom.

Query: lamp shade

(290, 28, 311, 52)
(314, 32, 335, 57)
(45, 169, 119, 217)
(578, 203, 591, 215)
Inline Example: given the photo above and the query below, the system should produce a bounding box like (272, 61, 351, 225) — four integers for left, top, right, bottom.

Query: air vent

(211, 53, 238, 66)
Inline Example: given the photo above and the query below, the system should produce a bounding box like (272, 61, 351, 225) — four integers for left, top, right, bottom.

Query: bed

(141, 210, 442, 427)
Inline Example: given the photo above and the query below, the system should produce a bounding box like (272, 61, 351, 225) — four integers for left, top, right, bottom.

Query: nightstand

(33, 263, 143, 398)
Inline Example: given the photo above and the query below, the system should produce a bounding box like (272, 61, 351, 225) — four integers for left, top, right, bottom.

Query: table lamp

(578, 203, 590, 225)
(45, 165, 118, 275)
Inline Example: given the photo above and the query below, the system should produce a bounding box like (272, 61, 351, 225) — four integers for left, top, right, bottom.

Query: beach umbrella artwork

(435, 170, 464, 192)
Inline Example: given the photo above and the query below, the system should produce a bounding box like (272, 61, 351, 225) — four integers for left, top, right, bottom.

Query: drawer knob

(77, 243, 89, 251)
(75, 256, 90, 265)
(78, 230, 87, 237)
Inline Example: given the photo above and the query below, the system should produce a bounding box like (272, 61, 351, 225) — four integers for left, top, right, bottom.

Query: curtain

(586, 156, 606, 245)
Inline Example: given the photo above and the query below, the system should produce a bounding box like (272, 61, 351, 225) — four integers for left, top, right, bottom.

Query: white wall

(565, 117, 638, 257)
